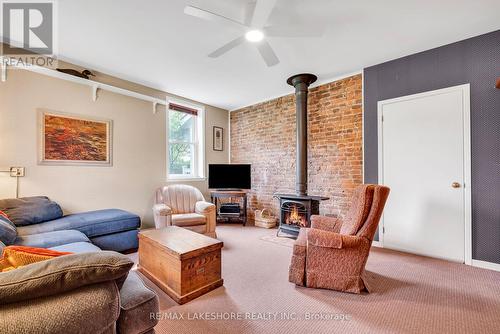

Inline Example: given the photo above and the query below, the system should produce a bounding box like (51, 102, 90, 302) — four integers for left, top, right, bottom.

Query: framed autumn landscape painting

(38, 109, 113, 166)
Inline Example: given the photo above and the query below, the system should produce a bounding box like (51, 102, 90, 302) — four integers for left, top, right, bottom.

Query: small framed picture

(213, 126, 224, 151)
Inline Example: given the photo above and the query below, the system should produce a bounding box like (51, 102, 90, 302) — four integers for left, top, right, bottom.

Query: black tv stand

(210, 190, 247, 226)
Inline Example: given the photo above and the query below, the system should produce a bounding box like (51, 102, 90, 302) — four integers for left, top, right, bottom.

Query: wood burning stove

(274, 73, 329, 238)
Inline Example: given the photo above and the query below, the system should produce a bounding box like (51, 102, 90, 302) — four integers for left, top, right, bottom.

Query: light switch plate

(10, 167, 25, 177)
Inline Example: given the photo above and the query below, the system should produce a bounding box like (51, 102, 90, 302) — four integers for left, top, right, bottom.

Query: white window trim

(166, 99, 206, 181)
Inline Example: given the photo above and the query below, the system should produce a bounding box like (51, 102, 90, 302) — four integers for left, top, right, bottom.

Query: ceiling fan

(184, 0, 323, 67)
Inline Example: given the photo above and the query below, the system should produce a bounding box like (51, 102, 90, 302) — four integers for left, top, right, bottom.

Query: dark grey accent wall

(364, 30, 500, 264)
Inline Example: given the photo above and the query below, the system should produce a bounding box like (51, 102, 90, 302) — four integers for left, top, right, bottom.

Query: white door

(378, 85, 470, 263)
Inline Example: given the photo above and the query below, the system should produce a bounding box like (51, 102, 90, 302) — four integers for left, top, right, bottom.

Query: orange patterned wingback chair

(289, 184, 390, 293)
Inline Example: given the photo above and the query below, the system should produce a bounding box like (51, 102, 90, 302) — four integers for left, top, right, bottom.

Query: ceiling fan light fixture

(245, 29, 264, 42)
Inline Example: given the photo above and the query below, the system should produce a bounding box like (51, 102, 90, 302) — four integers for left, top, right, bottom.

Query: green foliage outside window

(169, 110, 194, 175)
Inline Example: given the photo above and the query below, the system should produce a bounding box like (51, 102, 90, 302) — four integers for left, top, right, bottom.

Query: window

(167, 102, 204, 179)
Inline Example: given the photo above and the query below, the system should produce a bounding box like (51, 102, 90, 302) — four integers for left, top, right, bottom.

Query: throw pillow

(0, 196, 63, 226)
(0, 251, 134, 304)
(0, 245, 72, 272)
(0, 215, 17, 245)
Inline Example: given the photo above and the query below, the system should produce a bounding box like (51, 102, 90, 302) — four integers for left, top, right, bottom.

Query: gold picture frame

(38, 109, 113, 166)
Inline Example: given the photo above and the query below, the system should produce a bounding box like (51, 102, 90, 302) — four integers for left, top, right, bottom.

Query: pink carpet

(131, 225, 500, 334)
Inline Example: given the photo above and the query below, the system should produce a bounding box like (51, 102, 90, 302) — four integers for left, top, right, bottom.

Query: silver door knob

(451, 182, 461, 188)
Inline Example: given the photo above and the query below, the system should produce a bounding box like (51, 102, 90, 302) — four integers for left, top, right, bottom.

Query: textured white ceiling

(57, 0, 500, 110)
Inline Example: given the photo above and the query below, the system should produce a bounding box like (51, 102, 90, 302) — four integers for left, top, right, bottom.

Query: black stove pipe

(287, 73, 317, 196)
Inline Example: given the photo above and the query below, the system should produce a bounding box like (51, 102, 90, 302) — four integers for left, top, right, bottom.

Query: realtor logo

(1, 1, 54, 55)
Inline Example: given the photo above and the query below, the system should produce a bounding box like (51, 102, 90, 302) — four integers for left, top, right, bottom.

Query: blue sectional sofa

(0, 197, 159, 334)
(0, 197, 140, 252)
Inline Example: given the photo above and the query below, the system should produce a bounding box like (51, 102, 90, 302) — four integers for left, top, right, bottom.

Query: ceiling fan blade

(256, 41, 279, 67)
(243, 1, 257, 26)
(208, 36, 246, 58)
(250, 0, 278, 28)
(264, 25, 325, 38)
(184, 5, 246, 30)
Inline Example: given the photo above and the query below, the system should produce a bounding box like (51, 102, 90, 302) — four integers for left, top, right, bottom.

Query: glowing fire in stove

(290, 206, 299, 221)
(287, 205, 306, 226)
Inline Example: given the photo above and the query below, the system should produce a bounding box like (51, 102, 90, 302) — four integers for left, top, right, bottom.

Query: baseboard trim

(471, 259, 500, 272)
(369, 245, 500, 272)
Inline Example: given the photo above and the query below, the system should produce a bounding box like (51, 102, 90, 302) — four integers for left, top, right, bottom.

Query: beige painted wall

(0, 69, 229, 227)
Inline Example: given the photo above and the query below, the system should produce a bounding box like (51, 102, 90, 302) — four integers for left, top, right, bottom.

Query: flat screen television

(208, 164, 251, 190)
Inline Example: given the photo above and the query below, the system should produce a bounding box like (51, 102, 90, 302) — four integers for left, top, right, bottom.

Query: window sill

(167, 176, 206, 182)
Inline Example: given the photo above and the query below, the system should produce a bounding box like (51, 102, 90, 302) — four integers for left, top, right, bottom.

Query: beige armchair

(153, 184, 217, 238)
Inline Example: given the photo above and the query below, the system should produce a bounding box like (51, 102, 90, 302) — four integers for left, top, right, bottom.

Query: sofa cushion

(0, 215, 17, 245)
(0, 281, 120, 334)
(17, 209, 140, 238)
(172, 213, 206, 227)
(0, 196, 63, 227)
(14, 230, 89, 248)
(118, 271, 159, 334)
(49, 241, 102, 253)
(90, 229, 138, 252)
(0, 251, 133, 304)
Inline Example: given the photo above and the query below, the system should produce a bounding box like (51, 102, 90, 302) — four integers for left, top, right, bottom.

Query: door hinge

(382, 226, 385, 234)
(381, 115, 384, 122)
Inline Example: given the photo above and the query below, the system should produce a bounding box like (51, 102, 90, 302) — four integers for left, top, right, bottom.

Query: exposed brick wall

(230, 74, 363, 221)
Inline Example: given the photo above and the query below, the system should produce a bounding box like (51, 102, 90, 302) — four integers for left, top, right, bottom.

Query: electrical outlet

(10, 167, 25, 177)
